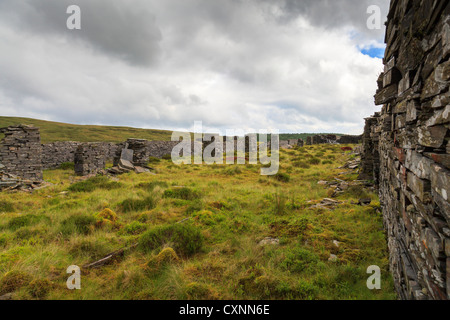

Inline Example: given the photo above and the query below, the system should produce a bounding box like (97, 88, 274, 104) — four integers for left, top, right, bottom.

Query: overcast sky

(0, 0, 388, 135)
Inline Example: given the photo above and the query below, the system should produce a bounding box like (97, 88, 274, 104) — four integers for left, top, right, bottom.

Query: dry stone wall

(305, 134, 362, 145)
(0, 125, 43, 181)
(74, 143, 107, 176)
(114, 139, 179, 167)
(361, 0, 450, 300)
(337, 135, 363, 144)
(42, 141, 118, 169)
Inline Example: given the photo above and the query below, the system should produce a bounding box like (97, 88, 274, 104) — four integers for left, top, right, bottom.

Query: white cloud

(0, 0, 389, 135)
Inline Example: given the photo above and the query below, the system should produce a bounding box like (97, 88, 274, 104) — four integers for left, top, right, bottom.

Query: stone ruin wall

(114, 139, 180, 167)
(42, 141, 118, 169)
(360, 0, 450, 300)
(305, 134, 362, 145)
(74, 143, 109, 176)
(0, 125, 43, 181)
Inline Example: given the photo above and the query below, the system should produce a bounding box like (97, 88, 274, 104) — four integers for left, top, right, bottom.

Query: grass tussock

(68, 176, 123, 192)
(139, 224, 204, 257)
(118, 196, 157, 213)
(163, 187, 201, 200)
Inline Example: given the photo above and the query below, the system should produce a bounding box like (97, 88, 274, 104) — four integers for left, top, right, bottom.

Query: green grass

(0, 116, 174, 143)
(0, 116, 344, 144)
(139, 223, 204, 257)
(68, 176, 123, 193)
(0, 144, 396, 300)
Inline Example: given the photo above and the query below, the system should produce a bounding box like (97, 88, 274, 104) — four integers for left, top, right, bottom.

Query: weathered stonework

(74, 143, 107, 176)
(361, 0, 450, 300)
(0, 125, 43, 181)
(42, 141, 118, 169)
(114, 139, 180, 167)
(305, 134, 362, 145)
(337, 135, 363, 144)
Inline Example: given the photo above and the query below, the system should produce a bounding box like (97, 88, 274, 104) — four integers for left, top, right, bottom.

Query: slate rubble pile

(108, 145, 153, 175)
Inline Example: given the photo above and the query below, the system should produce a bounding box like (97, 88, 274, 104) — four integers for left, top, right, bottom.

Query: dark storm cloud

(0, 0, 162, 66)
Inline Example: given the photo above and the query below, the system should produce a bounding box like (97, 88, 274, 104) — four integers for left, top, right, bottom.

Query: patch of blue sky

(360, 46, 385, 58)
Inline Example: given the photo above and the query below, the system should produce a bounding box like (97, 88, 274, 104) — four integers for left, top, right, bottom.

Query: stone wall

(361, 0, 450, 300)
(42, 142, 81, 169)
(306, 136, 312, 145)
(74, 143, 107, 176)
(42, 141, 118, 169)
(359, 115, 381, 182)
(305, 134, 362, 145)
(147, 140, 179, 158)
(0, 125, 43, 181)
(337, 135, 363, 144)
(114, 139, 180, 167)
(114, 136, 259, 166)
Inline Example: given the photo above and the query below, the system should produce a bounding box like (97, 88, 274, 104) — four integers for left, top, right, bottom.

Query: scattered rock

(308, 198, 342, 210)
(258, 237, 280, 246)
(328, 254, 338, 262)
(0, 171, 49, 192)
(0, 293, 13, 300)
(107, 148, 154, 175)
(358, 198, 372, 206)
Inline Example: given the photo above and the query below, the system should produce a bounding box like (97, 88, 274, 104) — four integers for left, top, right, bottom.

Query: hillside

(0, 116, 345, 144)
(0, 117, 174, 143)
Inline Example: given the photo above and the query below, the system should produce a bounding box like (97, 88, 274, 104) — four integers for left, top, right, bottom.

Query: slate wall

(0, 125, 43, 181)
(361, 0, 450, 300)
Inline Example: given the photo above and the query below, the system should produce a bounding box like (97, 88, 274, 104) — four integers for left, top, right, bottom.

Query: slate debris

(107, 147, 154, 175)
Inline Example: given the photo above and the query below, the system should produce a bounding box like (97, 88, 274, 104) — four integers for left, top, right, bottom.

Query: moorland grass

(0, 144, 396, 300)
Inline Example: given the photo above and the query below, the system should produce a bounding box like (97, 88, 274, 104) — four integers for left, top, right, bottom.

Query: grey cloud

(0, 0, 386, 135)
(0, 0, 162, 66)
(268, 0, 390, 41)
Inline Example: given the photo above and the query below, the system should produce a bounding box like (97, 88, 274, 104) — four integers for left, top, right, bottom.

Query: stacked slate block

(42, 141, 81, 169)
(42, 141, 118, 169)
(362, 0, 450, 300)
(337, 135, 363, 144)
(74, 143, 106, 176)
(312, 135, 328, 144)
(305, 134, 362, 145)
(0, 125, 43, 181)
(359, 115, 381, 182)
(114, 139, 180, 166)
(147, 140, 180, 159)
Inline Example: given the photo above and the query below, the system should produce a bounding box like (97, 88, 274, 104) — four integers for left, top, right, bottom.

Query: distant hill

(0, 116, 346, 144)
(278, 133, 344, 141)
(0, 117, 174, 143)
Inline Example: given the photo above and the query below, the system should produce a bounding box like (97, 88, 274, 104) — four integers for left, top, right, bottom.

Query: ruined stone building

(0, 125, 43, 181)
(360, 0, 449, 300)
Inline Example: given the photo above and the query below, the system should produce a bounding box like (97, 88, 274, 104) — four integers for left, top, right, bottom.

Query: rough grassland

(0, 117, 174, 143)
(0, 144, 396, 300)
(0, 116, 338, 144)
